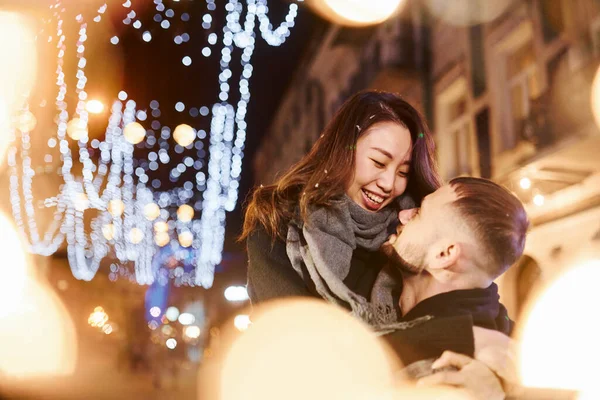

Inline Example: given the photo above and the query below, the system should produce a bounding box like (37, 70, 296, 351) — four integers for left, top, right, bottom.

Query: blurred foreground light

(0, 11, 37, 163)
(0, 280, 77, 377)
(519, 177, 531, 190)
(424, 0, 515, 26)
(184, 325, 201, 339)
(233, 314, 251, 331)
(212, 299, 402, 400)
(166, 306, 180, 322)
(173, 123, 195, 146)
(166, 338, 177, 349)
(533, 194, 545, 206)
(306, 0, 405, 27)
(123, 121, 146, 144)
(85, 99, 104, 114)
(66, 118, 88, 141)
(0, 213, 29, 318)
(518, 259, 600, 397)
(224, 285, 249, 302)
(178, 312, 195, 325)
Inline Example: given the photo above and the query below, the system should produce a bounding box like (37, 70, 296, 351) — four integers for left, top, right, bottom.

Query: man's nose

(398, 208, 418, 225)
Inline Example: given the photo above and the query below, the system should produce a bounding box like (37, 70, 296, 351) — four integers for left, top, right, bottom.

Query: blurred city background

(0, 0, 599, 398)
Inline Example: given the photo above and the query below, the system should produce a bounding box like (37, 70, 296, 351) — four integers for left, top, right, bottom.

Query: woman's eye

(397, 171, 408, 177)
(372, 159, 385, 168)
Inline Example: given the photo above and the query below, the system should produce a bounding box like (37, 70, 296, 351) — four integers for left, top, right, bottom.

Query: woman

(240, 90, 442, 325)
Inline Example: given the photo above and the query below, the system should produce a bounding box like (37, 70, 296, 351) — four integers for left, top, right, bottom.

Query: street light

(306, 0, 405, 27)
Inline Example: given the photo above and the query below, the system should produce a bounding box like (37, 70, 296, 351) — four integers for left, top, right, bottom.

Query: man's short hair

(449, 177, 529, 279)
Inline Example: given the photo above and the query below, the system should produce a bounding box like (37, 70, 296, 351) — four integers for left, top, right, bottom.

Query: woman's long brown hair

(240, 90, 442, 242)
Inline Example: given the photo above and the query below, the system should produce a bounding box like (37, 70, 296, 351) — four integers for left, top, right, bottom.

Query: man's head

(383, 177, 529, 286)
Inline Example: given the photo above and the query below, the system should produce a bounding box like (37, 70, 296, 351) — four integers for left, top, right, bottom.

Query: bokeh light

(108, 199, 125, 217)
(0, 11, 37, 162)
(66, 118, 88, 141)
(178, 231, 193, 247)
(518, 260, 600, 397)
(102, 223, 116, 241)
(307, 0, 406, 27)
(85, 99, 104, 114)
(184, 325, 201, 339)
(15, 110, 37, 132)
(173, 123, 195, 147)
(123, 121, 146, 144)
(154, 231, 170, 247)
(214, 299, 401, 400)
(128, 227, 144, 244)
(177, 204, 194, 222)
(143, 203, 160, 221)
(178, 312, 195, 325)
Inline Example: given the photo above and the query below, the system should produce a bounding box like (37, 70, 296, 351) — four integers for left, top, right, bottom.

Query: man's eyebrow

(372, 147, 393, 159)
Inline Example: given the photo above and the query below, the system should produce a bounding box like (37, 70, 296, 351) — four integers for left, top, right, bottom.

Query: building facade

(253, 0, 600, 319)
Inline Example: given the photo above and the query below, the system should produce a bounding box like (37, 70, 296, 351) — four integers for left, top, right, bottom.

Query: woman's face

(346, 121, 412, 212)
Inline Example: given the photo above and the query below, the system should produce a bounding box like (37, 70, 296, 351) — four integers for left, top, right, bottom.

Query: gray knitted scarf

(286, 194, 415, 326)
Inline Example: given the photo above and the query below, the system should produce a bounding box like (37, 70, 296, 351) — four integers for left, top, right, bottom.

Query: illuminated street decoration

(8, 0, 299, 287)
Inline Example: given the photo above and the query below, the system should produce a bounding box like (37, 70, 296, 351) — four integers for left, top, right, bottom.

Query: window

(435, 78, 479, 181)
(507, 39, 542, 124)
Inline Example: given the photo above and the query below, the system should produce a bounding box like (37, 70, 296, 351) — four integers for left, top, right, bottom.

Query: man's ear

(428, 241, 461, 271)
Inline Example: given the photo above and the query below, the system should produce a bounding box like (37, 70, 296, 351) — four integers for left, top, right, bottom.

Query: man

(376, 176, 528, 397)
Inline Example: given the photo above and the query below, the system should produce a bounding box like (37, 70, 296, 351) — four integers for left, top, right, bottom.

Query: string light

(8, 0, 300, 287)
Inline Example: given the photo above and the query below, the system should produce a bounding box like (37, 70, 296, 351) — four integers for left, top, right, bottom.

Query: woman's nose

(398, 208, 418, 225)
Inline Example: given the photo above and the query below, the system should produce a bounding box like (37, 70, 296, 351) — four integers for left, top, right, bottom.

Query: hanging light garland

(8, 0, 300, 287)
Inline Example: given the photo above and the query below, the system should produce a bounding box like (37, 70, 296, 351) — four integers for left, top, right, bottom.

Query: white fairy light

(8, 0, 300, 288)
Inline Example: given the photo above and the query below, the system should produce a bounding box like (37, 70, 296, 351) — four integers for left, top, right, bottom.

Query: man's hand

(473, 326, 519, 385)
(417, 351, 505, 400)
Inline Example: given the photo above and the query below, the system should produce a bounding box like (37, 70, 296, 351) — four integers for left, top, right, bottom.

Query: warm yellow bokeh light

(85, 99, 104, 114)
(102, 223, 116, 241)
(307, 0, 405, 27)
(123, 121, 146, 144)
(66, 118, 88, 141)
(217, 299, 401, 400)
(15, 110, 37, 132)
(0, 11, 37, 163)
(424, 0, 514, 26)
(519, 177, 531, 190)
(178, 231, 193, 247)
(129, 227, 144, 244)
(143, 202, 160, 221)
(107, 199, 125, 217)
(0, 280, 77, 377)
(88, 307, 109, 328)
(173, 124, 196, 147)
(154, 231, 170, 247)
(184, 325, 201, 339)
(518, 260, 600, 394)
(154, 220, 169, 232)
(177, 204, 194, 222)
(74, 192, 89, 212)
(0, 212, 29, 318)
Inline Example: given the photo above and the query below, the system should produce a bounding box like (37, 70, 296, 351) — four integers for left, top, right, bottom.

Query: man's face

(383, 184, 459, 273)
